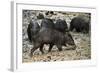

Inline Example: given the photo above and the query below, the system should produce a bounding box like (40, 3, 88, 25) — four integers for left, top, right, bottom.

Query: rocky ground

(22, 10, 91, 63)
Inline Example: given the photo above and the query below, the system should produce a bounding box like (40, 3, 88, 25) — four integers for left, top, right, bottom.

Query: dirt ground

(22, 10, 91, 63)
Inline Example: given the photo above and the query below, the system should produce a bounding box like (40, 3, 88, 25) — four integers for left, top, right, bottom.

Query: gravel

(22, 10, 91, 62)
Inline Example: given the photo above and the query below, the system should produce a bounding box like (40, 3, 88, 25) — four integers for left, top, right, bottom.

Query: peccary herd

(27, 14, 90, 57)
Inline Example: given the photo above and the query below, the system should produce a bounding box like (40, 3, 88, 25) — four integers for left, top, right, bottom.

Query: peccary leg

(40, 44, 44, 54)
(30, 43, 40, 57)
(57, 45, 62, 51)
(48, 44, 54, 52)
(30, 48, 37, 57)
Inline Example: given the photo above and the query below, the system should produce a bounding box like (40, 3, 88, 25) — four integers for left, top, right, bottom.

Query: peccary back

(55, 19, 68, 33)
(70, 15, 90, 33)
(41, 18, 55, 29)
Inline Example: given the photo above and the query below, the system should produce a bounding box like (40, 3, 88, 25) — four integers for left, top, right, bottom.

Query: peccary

(27, 20, 40, 42)
(70, 15, 90, 33)
(55, 19, 68, 33)
(30, 27, 76, 57)
(27, 18, 55, 53)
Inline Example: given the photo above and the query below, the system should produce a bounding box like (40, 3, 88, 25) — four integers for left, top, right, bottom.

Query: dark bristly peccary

(30, 27, 76, 57)
(27, 18, 76, 57)
(55, 19, 68, 33)
(70, 15, 90, 33)
(27, 20, 40, 42)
